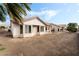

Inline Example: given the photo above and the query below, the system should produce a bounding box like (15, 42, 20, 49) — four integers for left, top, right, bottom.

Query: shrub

(67, 23, 78, 32)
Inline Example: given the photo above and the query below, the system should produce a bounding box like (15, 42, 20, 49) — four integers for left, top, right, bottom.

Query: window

(29, 25, 31, 33)
(37, 26, 39, 32)
(41, 26, 44, 32)
(20, 25, 23, 34)
(25, 25, 28, 33)
(45, 27, 47, 31)
(25, 25, 31, 33)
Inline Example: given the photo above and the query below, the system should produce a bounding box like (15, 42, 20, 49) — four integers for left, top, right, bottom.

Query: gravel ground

(0, 30, 79, 56)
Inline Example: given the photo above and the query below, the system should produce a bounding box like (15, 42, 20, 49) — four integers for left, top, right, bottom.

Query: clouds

(67, 17, 79, 24)
(28, 9, 59, 21)
(77, 10, 79, 12)
(76, 3, 79, 6)
(29, 10, 58, 17)
(27, 3, 79, 24)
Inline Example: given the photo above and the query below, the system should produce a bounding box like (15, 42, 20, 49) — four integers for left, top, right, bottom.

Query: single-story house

(11, 16, 50, 38)
(45, 22, 52, 33)
(50, 23, 61, 32)
(44, 23, 62, 32)
(58, 24, 67, 31)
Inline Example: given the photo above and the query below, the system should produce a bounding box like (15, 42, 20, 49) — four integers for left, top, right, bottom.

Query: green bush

(67, 27, 77, 32)
(67, 23, 78, 32)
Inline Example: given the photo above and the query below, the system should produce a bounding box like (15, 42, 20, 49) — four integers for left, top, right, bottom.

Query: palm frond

(0, 4, 6, 22)
(22, 3, 31, 11)
(0, 3, 31, 24)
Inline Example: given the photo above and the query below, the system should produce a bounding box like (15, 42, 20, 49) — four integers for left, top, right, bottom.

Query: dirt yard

(0, 30, 79, 56)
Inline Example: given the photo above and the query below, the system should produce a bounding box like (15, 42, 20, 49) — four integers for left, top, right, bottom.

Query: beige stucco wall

(23, 18, 45, 26)
(11, 23, 21, 37)
(23, 18, 47, 37)
(23, 25, 35, 37)
(51, 25, 59, 32)
(11, 18, 49, 38)
(39, 26, 48, 35)
(46, 25, 52, 33)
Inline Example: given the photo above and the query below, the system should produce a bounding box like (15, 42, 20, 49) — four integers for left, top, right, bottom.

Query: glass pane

(25, 25, 28, 33)
(20, 25, 23, 34)
(41, 26, 44, 32)
(29, 25, 31, 33)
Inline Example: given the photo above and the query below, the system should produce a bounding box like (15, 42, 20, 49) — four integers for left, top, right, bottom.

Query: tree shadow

(0, 30, 13, 38)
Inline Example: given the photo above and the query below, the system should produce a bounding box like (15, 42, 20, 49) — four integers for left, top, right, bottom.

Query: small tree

(67, 23, 78, 32)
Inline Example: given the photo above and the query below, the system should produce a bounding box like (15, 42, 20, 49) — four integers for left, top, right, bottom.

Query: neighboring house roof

(44, 22, 61, 28)
(11, 16, 47, 25)
(11, 16, 62, 27)
(50, 23, 60, 27)
(45, 22, 51, 26)
(58, 24, 67, 28)
(23, 16, 47, 25)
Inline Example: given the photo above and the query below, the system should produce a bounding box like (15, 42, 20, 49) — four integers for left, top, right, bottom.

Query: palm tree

(0, 3, 31, 24)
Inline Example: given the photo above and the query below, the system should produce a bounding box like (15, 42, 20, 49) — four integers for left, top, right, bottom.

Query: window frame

(25, 25, 31, 33)
(20, 25, 23, 34)
(41, 26, 44, 32)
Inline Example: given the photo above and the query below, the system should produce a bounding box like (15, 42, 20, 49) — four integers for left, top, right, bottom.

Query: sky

(27, 3, 79, 25)
(3, 3, 79, 26)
